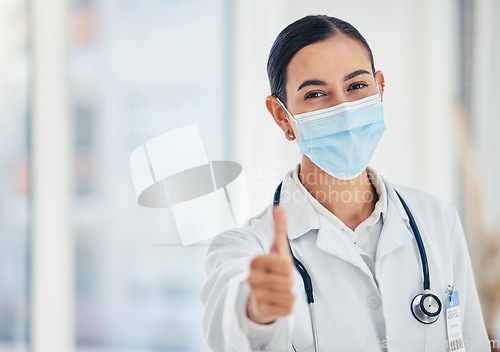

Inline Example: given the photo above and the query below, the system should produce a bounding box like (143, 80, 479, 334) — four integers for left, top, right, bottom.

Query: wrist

(246, 295, 276, 325)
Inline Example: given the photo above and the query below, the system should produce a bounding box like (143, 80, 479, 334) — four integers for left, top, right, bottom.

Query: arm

(198, 227, 294, 352)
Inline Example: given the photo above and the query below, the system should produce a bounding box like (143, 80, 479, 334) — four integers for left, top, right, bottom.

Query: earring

(285, 130, 295, 141)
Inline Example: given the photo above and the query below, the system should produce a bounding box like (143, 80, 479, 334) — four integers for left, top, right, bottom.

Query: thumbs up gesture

(246, 206, 295, 324)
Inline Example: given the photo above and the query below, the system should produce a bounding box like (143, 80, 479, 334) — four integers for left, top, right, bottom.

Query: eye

(347, 83, 368, 91)
(304, 91, 326, 100)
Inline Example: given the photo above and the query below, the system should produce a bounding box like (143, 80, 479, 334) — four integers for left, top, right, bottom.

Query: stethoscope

(273, 181, 442, 352)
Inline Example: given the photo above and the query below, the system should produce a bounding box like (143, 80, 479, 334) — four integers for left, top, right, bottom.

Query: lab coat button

(366, 295, 381, 310)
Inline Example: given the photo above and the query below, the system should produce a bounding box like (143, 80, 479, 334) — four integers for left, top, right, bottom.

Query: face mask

(278, 93, 385, 180)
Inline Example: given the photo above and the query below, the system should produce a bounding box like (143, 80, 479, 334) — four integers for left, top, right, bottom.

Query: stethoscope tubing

(274, 182, 319, 351)
(394, 190, 430, 290)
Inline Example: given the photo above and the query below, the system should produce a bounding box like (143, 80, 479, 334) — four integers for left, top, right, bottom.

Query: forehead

(286, 34, 372, 86)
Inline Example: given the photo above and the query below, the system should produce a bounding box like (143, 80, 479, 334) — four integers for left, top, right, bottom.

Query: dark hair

(267, 15, 376, 105)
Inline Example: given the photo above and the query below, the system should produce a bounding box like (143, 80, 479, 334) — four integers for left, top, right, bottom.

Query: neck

(298, 156, 378, 231)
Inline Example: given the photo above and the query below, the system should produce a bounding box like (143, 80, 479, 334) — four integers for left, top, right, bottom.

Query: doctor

(199, 15, 491, 352)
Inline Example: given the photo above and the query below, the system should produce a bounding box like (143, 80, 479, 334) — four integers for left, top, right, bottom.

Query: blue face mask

(278, 93, 385, 180)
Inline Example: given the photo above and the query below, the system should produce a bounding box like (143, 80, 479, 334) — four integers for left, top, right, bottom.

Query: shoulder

(370, 167, 458, 223)
(392, 182, 457, 214)
(393, 182, 455, 212)
(386, 179, 460, 242)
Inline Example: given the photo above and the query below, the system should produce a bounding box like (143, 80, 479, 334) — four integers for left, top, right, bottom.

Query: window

(70, 0, 230, 350)
(0, 1, 30, 351)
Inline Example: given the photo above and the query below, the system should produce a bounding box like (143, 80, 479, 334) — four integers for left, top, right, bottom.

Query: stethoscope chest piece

(411, 290, 442, 324)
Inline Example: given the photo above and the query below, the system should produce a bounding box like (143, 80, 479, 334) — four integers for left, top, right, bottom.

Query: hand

(246, 206, 295, 324)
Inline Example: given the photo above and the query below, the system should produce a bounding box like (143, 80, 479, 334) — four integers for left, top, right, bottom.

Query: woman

(199, 15, 490, 352)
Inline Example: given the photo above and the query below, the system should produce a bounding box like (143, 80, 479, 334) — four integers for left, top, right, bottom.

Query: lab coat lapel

(278, 169, 413, 281)
(376, 181, 414, 261)
(313, 176, 414, 280)
(315, 216, 375, 280)
(278, 174, 320, 240)
(279, 172, 374, 279)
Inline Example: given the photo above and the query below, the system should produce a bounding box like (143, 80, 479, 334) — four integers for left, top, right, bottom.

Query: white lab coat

(199, 168, 491, 352)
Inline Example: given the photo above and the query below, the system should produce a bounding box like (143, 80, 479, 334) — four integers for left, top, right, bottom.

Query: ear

(265, 95, 294, 134)
(375, 70, 385, 101)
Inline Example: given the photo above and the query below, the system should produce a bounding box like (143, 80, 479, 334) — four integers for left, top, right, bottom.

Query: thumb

(270, 206, 292, 260)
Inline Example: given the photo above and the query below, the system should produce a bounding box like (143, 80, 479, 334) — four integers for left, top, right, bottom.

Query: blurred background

(0, 0, 499, 351)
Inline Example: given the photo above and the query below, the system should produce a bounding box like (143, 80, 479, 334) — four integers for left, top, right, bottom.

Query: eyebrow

(296, 69, 372, 92)
(297, 79, 326, 91)
(344, 69, 371, 81)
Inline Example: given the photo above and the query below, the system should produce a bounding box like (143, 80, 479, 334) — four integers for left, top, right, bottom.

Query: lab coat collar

(290, 165, 388, 234)
(313, 175, 415, 279)
(379, 173, 411, 225)
(279, 171, 373, 279)
(278, 169, 321, 240)
(315, 215, 375, 280)
(278, 167, 415, 280)
(366, 166, 388, 223)
(313, 173, 414, 280)
(279, 167, 411, 236)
